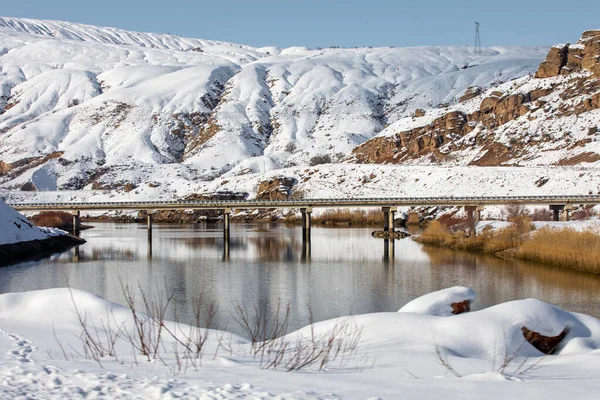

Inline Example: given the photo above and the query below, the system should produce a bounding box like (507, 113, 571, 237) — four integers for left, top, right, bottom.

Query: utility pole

(474, 22, 482, 55)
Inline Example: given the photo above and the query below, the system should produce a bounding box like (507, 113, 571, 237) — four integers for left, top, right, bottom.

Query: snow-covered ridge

(0, 16, 267, 54)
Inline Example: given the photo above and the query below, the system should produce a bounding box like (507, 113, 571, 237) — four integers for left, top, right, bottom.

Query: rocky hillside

(0, 17, 547, 194)
(350, 30, 600, 168)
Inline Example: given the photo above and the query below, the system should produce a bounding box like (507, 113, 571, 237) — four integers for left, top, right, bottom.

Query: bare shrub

(284, 142, 297, 153)
(502, 204, 529, 220)
(531, 208, 553, 221)
(309, 154, 332, 166)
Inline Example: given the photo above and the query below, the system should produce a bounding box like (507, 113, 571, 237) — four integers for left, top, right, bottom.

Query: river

(1, 222, 599, 336)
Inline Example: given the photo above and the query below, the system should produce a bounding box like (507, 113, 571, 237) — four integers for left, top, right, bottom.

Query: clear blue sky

(3, 0, 599, 48)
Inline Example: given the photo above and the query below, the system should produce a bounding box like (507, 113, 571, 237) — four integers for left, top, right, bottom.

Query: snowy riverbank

(0, 199, 84, 265)
(1, 287, 599, 399)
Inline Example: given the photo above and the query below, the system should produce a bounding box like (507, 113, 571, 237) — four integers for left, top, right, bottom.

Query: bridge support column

(147, 213, 153, 230)
(382, 207, 396, 232)
(72, 210, 80, 236)
(464, 205, 484, 235)
(301, 207, 312, 239)
(223, 208, 232, 239)
(549, 205, 572, 222)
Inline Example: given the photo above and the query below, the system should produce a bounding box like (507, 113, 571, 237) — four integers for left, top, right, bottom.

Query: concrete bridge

(10, 194, 598, 250)
(9, 195, 598, 262)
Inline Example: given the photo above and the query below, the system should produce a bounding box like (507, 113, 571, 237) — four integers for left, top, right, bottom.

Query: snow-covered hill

(0, 17, 550, 196)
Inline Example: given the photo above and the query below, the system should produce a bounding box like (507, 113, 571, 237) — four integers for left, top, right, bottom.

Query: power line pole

(474, 22, 482, 55)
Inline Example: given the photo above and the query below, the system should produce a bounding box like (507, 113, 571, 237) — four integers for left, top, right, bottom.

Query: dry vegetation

(286, 208, 384, 226)
(415, 216, 600, 275)
(30, 211, 75, 229)
(516, 227, 600, 274)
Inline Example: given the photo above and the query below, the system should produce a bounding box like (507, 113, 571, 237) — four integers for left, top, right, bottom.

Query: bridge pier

(549, 205, 572, 221)
(382, 207, 397, 232)
(72, 210, 80, 236)
(301, 207, 312, 239)
(464, 205, 484, 234)
(223, 208, 232, 239)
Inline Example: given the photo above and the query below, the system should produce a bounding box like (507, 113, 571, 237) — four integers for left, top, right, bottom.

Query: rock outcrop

(521, 326, 568, 355)
(536, 30, 600, 78)
(351, 29, 600, 167)
(256, 176, 297, 200)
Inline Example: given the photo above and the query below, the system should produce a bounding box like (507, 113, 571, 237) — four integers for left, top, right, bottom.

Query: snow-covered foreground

(0, 199, 65, 245)
(1, 287, 600, 399)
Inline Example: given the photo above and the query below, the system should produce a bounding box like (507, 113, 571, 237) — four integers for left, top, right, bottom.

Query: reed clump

(415, 216, 600, 274)
(415, 217, 534, 255)
(515, 227, 600, 274)
(311, 208, 384, 226)
(31, 211, 74, 229)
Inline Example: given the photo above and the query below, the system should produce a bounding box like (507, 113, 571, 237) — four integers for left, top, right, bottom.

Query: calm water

(2, 222, 600, 335)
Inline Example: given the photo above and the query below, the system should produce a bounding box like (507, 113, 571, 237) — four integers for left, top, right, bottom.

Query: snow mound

(398, 286, 477, 316)
(0, 199, 65, 245)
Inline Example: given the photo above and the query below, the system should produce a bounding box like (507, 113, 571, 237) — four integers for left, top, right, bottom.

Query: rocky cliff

(350, 31, 600, 167)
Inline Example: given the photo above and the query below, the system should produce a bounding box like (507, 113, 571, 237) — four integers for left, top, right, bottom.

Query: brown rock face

(459, 86, 483, 103)
(450, 300, 471, 315)
(0, 161, 11, 175)
(256, 176, 297, 200)
(414, 108, 426, 117)
(536, 31, 600, 78)
(536, 44, 569, 78)
(521, 326, 568, 355)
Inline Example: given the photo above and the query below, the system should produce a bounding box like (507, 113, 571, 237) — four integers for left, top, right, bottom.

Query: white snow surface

(0, 199, 64, 245)
(398, 286, 477, 316)
(1, 287, 600, 399)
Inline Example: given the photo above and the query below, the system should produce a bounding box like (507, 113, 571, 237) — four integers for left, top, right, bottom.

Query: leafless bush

(531, 208, 553, 221)
(284, 142, 297, 153)
(502, 203, 529, 220)
(309, 154, 332, 166)
(67, 284, 364, 374)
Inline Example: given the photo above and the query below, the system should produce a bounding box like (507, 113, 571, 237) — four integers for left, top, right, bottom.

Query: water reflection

(1, 222, 599, 337)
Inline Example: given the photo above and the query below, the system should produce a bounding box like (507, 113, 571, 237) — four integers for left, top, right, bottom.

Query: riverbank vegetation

(414, 217, 600, 274)
(285, 208, 384, 226)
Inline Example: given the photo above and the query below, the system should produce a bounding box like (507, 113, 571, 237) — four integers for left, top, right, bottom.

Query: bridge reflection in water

(68, 221, 405, 266)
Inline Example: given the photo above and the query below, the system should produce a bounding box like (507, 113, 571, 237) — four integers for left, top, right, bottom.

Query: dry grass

(406, 212, 420, 226)
(31, 211, 74, 229)
(414, 221, 456, 247)
(311, 209, 384, 226)
(415, 217, 534, 255)
(416, 216, 600, 275)
(515, 227, 600, 274)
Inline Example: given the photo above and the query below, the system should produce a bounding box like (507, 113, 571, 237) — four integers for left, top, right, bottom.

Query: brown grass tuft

(406, 212, 420, 226)
(31, 211, 74, 229)
(312, 209, 384, 226)
(515, 227, 600, 274)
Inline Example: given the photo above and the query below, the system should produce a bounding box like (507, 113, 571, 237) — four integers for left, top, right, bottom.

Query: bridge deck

(8, 195, 600, 212)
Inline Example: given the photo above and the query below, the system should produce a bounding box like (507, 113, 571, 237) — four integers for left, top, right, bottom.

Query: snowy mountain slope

(0, 16, 548, 193)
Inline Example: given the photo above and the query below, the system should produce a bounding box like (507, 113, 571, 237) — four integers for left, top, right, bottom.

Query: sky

(2, 0, 599, 48)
